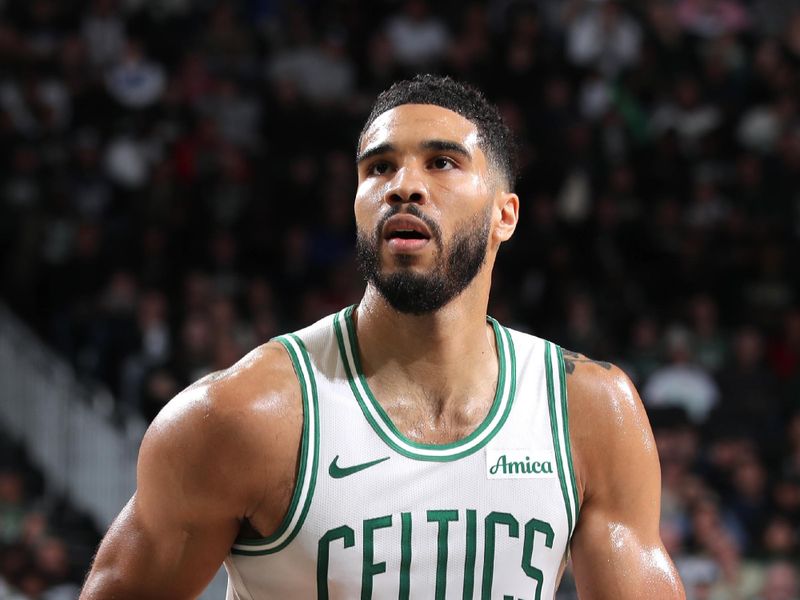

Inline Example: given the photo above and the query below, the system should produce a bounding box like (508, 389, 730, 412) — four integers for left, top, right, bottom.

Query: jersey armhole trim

(544, 342, 580, 541)
(230, 334, 320, 556)
(556, 344, 581, 524)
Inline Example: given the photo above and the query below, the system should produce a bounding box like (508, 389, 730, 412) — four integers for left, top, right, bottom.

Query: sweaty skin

(80, 104, 685, 599)
(79, 344, 304, 599)
(566, 353, 685, 598)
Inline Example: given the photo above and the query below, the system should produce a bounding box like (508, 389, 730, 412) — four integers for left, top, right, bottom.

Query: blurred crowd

(0, 434, 99, 600)
(2, 0, 800, 598)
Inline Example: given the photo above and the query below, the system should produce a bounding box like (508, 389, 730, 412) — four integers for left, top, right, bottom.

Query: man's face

(354, 104, 497, 314)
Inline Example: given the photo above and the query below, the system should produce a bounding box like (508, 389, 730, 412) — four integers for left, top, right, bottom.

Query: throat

(349, 304, 504, 445)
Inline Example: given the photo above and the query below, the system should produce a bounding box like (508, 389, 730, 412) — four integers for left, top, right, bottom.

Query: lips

(382, 214, 432, 254)
(382, 214, 432, 241)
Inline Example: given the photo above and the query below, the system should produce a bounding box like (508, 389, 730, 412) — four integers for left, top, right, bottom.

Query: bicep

(570, 505, 683, 599)
(81, 391, 248, 599)
(81, 491, 238, 600)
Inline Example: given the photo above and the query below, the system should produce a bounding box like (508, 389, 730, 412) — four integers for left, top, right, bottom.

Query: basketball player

(80, 75, 685, 599)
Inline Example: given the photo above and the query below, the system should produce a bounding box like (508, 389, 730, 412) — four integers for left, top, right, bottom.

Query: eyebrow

(356, 139, 473, 165)
(421, 139, 472, 160)
(356, 143, 394, 165)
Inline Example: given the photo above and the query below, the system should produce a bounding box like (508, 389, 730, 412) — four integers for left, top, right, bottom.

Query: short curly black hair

(359, 74, 518, 191)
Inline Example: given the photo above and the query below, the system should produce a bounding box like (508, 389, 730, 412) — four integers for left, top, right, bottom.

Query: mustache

(374, 204, 442, 246)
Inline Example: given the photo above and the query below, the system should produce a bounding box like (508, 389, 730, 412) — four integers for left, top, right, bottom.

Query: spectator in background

(200, 1, 257, 77)
(688, 294, 728, 374)
(104, 121, 161, 190)
(0, 471, 26, 546)
(0, 73, 70, 138)
(0, 460, 96, 599)
(104, 38, 165, 110)
(446, 3, 493, 83)
(650, 76, 722, 155)
(757, 561, 799, 600)
(644, 0, 695, 76)
(784, 11, 800, 61)
(716, 326, 781, 439)
(726, 454, 770, 550)
(559, 291, 608, 359)
(676, 0, 750, 39)
(760, 515, 797, 559)
(625, 315, 663, 385)
(565, 0, 643, 77)
(737, 94, 797, 155)
(685, 176, 730, 231)
(267, 32, 356, 106)
(644, 325, 720, 424)
(677, 493, 754, 600)
(385, 0, 450, 70)
(731, 153, 774, 226)
(81, 0, 125, 69)
(650, 408, 699, 528)
(119, 289, 171, 415)
(200, 79, 261, 149)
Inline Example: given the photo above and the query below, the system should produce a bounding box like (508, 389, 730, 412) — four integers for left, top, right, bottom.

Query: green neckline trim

(334, 305, 516, 462)
(231, 334, 319, 555)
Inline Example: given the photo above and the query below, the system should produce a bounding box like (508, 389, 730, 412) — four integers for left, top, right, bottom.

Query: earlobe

(495, 193, 519, 242)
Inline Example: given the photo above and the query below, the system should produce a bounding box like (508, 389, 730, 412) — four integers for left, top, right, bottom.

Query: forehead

(360, 104, 481, 153)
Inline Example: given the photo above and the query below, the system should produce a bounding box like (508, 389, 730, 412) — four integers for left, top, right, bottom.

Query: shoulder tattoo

(561, 349, 612, 375)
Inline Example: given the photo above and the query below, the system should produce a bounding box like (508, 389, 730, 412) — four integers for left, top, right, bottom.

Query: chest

(227, 332, 578, 599)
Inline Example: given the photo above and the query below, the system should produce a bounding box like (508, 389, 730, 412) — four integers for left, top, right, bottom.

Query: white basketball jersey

(224, 306, 579, 600)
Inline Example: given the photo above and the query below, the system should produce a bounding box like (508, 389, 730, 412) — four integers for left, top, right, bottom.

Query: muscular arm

(80, 344, 302, 600)
(565, 352, 685, 600)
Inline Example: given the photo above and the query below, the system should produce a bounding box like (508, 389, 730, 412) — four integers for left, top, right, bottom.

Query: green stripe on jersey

(231, 334, 320, 555)
(545, 342, 574, 536)
(556, 345, 580, 524)
(333, 306, 517, 462)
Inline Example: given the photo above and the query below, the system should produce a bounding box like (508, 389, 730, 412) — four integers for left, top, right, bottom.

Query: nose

(384, 163, 428, 205)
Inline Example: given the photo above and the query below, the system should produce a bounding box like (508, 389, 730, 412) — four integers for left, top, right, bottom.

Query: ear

(493, 191, 519, 243)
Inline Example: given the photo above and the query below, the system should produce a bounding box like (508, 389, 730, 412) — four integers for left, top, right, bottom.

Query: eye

(367, 161, 391, 176)
(431, 157, 455, 170)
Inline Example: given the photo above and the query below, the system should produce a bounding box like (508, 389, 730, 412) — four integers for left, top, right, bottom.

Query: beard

(356, 203, 491, 315)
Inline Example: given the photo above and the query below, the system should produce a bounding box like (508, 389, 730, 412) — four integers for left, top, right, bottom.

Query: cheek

(353, 184, 379, 230)
(437, 171, 489, 199)
(436, 173, 490, 218)
(355, 178, 384, 207)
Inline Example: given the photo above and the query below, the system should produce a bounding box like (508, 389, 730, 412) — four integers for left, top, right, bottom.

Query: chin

(381, 254, 418, 269)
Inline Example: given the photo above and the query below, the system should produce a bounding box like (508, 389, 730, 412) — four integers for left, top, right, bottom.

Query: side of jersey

(224, 307, 579, 599)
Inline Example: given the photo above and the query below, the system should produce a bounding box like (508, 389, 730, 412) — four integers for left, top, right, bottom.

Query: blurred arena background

(1, 0, 800, 598)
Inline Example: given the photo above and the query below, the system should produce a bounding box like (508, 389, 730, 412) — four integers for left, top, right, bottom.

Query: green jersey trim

(556, 345, 581, 524)
(230, 334, 320, 556)
(333, 305, 516, 462)
(544, 342, 579, 539)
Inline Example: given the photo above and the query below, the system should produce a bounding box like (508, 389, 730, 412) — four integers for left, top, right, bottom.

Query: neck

(353, 272, 497, 414)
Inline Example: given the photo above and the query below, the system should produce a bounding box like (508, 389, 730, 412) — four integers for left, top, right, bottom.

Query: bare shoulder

(139, 340, 303, 521)
(561, 349, 645, 426)
(79, 342, 304, 599)
(145, 340, 301, 453)
(561, 349, 657, 504)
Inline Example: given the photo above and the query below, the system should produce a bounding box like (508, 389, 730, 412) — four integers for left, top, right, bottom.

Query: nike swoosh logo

(329, 455, 390, 479)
